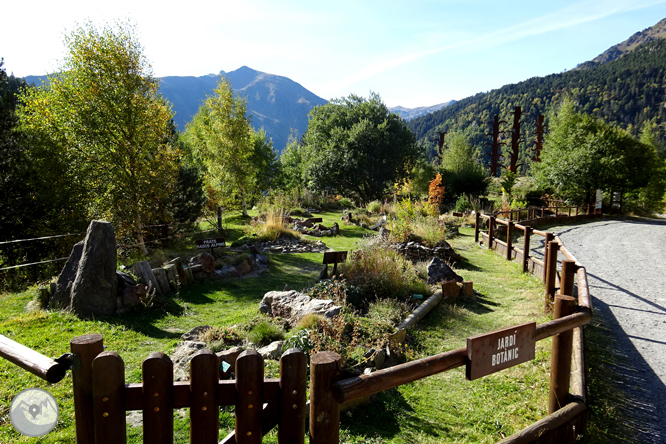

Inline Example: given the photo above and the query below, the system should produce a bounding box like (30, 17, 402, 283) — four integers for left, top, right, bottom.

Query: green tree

(184, 76, 258, 216)
(17, 22, 178, 254)
(533, 99, 661, 205)
(438, 132, 490, 197)
(300, 93, 418, 204)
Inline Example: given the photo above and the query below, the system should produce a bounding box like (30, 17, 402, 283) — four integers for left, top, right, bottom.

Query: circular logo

(9, 388, 59, 437)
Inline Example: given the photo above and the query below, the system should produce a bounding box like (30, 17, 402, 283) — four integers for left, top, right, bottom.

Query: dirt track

(548, 217, 666, 443)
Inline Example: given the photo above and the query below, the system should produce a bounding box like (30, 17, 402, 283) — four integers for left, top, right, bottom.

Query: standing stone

(152, 268, 171, 296)
(164, 264, 179, 292)
(426, 257, 463, 285)
(167, 257, 188, 285)
(70, 221, 118, 318)
(131, 261, 163, 296)
(49, 241, 84, 309)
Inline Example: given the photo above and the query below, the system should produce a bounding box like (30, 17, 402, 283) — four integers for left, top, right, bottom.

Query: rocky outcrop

(392, 240, 461, 262)
(259, 290, 342, 326)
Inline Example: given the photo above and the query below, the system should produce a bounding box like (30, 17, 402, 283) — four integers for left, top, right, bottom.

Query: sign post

(466, 322, 536, 380)
(195, 238, 225, 255)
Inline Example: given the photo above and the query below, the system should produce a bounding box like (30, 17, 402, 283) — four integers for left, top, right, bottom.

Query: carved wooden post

(310, 352, 342, 444)
(522, 226, 532, 273)
(506, 221, 513, 260)
(549, 295, 576, 413)
(71, 334, 104, 444)
(474, 212, 480, 243)
(544, 240, 559, 311)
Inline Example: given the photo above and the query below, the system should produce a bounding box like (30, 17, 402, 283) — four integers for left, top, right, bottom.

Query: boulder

(260, 290, 342, 326)
(257, 341, 284, 360)
(131, 260, 162, 296)
(49, 241, 84, 309)
(236, 259, 252, 276)
(164, 263, 180, 291)
(181, 325, 212, 341)
(70, 221, 118, 318)
(192, 252, 215, 273)
(116, 271, 145, 309)
(426, 257, 463, 285)
(171, 341, 206, 381)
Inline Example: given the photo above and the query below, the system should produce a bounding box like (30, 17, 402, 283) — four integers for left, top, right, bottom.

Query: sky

(3, 0, 666, 108)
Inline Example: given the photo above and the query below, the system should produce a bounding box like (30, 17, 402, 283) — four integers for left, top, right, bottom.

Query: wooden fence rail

(0, 204, 598, 444)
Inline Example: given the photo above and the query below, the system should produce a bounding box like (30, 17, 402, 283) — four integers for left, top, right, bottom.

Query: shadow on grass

(104, 294, 187, 339)
(341, 388, 449, 440)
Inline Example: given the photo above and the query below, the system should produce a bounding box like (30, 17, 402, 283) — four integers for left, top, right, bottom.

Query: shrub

(455, 195, 474, 213)
(367, 299, 411, 327)
(338, 197, 354, 208)
(367, 200, 382, 214)
(342, 236, 431, 307)
(248, 321, 285, 346)
(295, 313, 329, 330)
(307, 279, 362, 307)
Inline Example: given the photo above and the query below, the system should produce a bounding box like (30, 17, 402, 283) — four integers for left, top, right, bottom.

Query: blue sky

(2, 0, 666, 108)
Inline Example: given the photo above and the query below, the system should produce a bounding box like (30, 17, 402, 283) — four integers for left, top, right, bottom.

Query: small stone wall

(390, 240, 459, 262)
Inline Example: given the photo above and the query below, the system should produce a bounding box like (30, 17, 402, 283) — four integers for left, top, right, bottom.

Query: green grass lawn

(0, 212, 555, 443)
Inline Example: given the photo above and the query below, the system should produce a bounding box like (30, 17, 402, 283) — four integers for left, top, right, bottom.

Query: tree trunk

(240, 186, 248, 217)
(136, 214, 148, 255)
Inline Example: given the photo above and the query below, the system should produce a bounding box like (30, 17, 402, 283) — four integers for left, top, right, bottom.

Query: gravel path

(546, 217, 666, 443)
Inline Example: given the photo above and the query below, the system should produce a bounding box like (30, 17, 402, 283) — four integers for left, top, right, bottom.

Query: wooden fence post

(506, 221, 513, 260)
(310, 352, 342, 444)
(92, 351, 126, 444)
(543, 232, 554, 283)
(560, 260, 577, 298)
(70, 334, 104, 444)
(488, 216, 495, 251)
(522, 226, 532, 273)
(568, 206, 572, 217)
(544, 240, 559, 311)
(191, 350, 221, 444)
(235, 350, 263, 444)
(474, 212, 480, 243)
(279, 349, 307, 444)
(143, 352, 174, 444)
(549, 295, 576, 413)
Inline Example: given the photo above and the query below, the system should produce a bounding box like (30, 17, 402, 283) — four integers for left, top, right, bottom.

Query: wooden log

(309, 352, 342, 444)
(0, 335, 68, 383)
(397, 290, 444, 330)
(544, 240, 559, 311)
(536, 311, 591, 341)
(333, 347, 467, 404)
(71, 334, 104, 444)
(550, 295, 576, 413)
(474, 212, 480, 243)
(234, 350, 263, 444)
(496, 400, 586, 444)
(142, 352, 174, 444)
(461, 281, 474, 298)
(92, 351, 126, 444)
(522, 227, 532, 273)
(442, 281, 459, 298)
(278, 349, 307, 444)
(190, 350, 220, 444)
(576, 267, 592, 310)
(506, 221, 513, 260)
(560, 260, 577, 298)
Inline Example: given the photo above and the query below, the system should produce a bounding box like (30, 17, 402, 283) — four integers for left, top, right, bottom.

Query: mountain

(25, 66, 328, 153)
(577, 17, 666, 69)
(389, 101, 456, 120)
(406, 17, 666, 164)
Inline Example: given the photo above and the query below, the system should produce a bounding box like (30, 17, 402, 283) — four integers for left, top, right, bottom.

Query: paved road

(550, 217, 666, 443)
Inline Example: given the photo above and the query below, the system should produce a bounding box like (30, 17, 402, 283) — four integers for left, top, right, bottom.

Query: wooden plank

(466, 322, 536, 380)
(92, 351, 126, 444)
(0, 335, 68, 383)
(196, 238, 225, 249)
(279, 349, 307, 444)
(310, 352, 343, 444)
(322, 251, 347, 264)
(235, 350, 263, 444)
(70, 334, 104, 444)
(142, 352, 173, 444)
(190, 350, 220, 444)
(125, 380, 244, 410)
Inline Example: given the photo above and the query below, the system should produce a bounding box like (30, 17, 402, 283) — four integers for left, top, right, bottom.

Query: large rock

(152, 268, 171, 296)
(260, 290, 342, 326)
(116, 271, 146, 309)
(257, 341, 284, 360)
(70, 221, 118, 318)
(426, 257, 463, 285)
(49, 241, 84, 309)
(171, 341, 206, 381)
(193, 252, 215, 273)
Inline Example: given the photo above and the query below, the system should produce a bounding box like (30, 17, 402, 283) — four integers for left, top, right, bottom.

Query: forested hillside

(407, 38, 666, 166)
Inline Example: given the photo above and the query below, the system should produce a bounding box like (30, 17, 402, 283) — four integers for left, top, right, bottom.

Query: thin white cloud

(312, 0, 666, 97)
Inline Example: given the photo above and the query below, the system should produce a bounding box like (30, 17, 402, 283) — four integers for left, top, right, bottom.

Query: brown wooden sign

(322, 251, 347, 265)
(195, 238, 225, 249)
(466, 322, 536, 380)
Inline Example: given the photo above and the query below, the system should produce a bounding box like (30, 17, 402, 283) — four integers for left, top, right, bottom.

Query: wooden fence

(0, 203, 598, 443)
